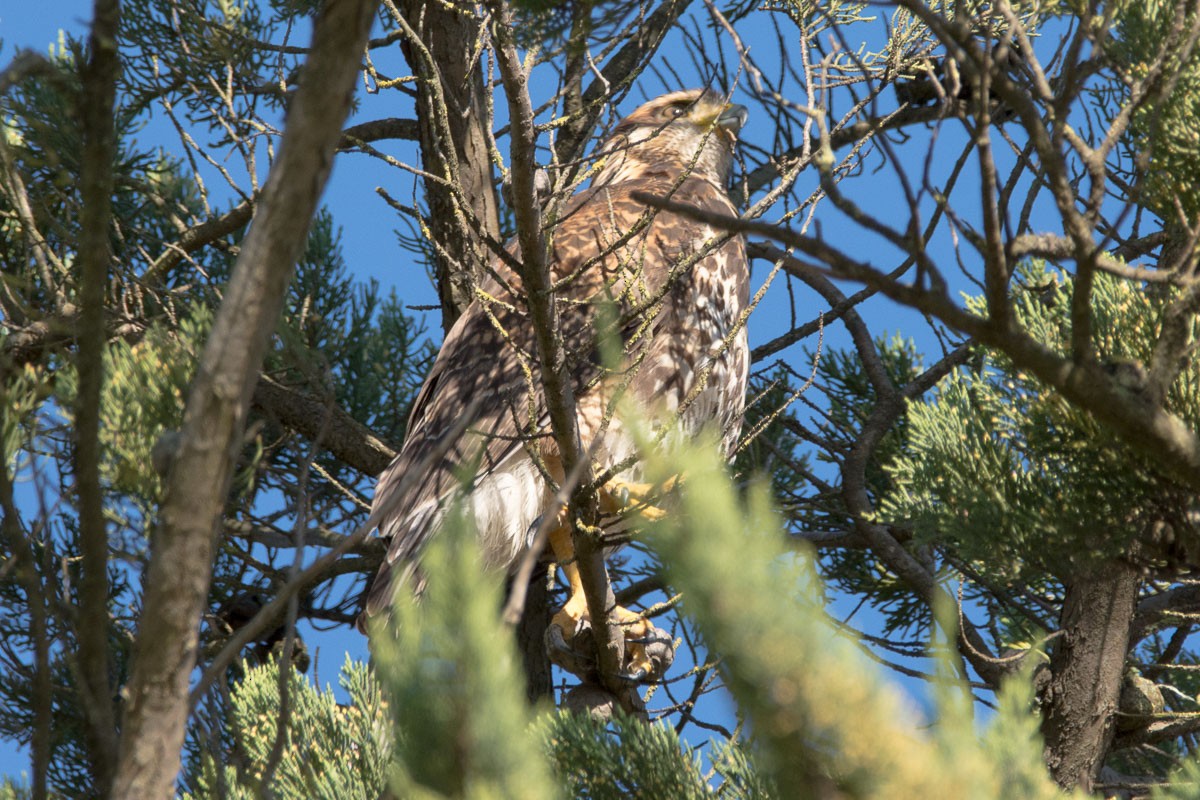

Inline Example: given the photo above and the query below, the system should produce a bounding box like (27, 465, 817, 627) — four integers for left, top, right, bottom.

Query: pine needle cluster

(883, 262, 1200, 580)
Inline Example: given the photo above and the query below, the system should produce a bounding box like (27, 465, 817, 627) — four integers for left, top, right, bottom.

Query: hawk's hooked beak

(716, 103, 749, 135)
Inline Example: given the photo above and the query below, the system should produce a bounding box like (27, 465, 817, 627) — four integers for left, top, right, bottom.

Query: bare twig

(0, 419, 51, 800)
(636, 193, 1200, 494)
(189, 401, 479, 708)
(143, 199, 255, 285)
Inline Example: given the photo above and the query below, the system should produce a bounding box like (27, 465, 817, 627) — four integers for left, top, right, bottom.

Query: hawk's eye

(666, 105, 687, 118)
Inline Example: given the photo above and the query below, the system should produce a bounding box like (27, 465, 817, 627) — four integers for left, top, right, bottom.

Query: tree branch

(1009, 232, 1171, 283)
(1111, 714, 1200, 751)
(554, 0, 692, 173)
(0, 417, 51, 800)
(142, 199, 255, 285)
(0, 50, 57, 97)
(1, 314, 77, 366)
(251, 376, 397, 476)
(191, 404, 477, 709)
(744, 104, 949, 195)
(74, 0, 121, 788)
(338, 117, 419, 149)
(489, 0, 637, 711)
(1129, 584, 1200, 644)
(0, 316, 397, 487)
(111, 2, 376, 796)
(635, 194, 1200, 494)
(386, 0, 500, 328)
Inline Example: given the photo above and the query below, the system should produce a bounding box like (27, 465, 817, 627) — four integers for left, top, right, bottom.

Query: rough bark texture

(252, 377, 398, 476)
(396, 0, 500, 327)
(74, 0, 121, 790)
(110, 2, 376, 796)
(1040, 560, 1141, 792)
(516, 575, 553, 702)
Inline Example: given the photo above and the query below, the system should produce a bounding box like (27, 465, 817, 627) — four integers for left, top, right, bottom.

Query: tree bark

(74, 0, 121, 791)
(1040, 560, 1141, 792)
(394, 0, 500, 328)
(516, 575, 553, 702)
(251, 376, 398, 476)
(110, 2, 375, 797)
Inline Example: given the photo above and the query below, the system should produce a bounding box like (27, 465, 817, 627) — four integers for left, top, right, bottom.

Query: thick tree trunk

(396, 0, 501, 328)
(110, 2, 375, 797)
(1040, 560, 1141, 792)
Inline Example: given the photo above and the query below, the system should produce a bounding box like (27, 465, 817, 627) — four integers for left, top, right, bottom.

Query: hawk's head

(593, 89, 748, 189)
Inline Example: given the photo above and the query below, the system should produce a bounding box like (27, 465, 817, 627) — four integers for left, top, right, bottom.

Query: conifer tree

(2, 0, 1200, 796)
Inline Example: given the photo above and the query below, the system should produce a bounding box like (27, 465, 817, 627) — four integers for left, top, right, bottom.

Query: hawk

(362, 89, 750, 680)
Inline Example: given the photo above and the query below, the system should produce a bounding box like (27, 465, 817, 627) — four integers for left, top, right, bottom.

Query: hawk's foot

(546, 592, 594, 675)
(599, 475, 681, 522)
(546, 600, 674, 683)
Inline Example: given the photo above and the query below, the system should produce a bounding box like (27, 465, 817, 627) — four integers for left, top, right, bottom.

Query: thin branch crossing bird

(361, 89, 750, 682)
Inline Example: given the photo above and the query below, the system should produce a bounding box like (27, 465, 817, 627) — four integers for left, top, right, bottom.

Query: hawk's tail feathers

(357, 501, 442, 630)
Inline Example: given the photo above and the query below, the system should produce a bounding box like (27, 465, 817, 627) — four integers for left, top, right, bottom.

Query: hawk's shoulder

(549, 175, 739, 279)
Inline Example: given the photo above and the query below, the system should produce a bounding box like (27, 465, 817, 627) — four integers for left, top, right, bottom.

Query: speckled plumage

(363, 89, 750, 618)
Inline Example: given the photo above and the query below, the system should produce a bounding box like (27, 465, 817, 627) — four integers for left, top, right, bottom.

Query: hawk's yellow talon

(548, 521, 671, 682)
(599, 475, 681, 522)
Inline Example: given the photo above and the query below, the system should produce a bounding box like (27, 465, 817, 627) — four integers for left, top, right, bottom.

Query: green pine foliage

(183, 425, 1083, 798)
(185, 638, 769, 800)
(1, 36, 207, 305)
(180, 406, 1200, 798)
(883, 262, 1200, 581)
(183, 657, 391, 799)
(273, 208, 434, 449)
(0, 778, 29, 800)
(1155, 755, 1200, 800)
(542, 711, 771, 800)
(371, 507, 556, 800)
(121, 0, 294, 123)
(799, 335, 936, 638)
(0, 361, 48, 466)
(734, 366, 812, 502)
(53, 308, 212, 517)
(0, 556, 137, 795)
(0, 327, 187, 796)
(2, 34, 432, 786)
(634, 424, 1077, 799)
(1107, 0, 1200, 218)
